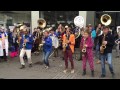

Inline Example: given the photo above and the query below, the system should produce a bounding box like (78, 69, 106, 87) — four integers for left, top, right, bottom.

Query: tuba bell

(38, 18, 46, 29)
(100, 14, 112, 26)
(74, 16, 84, 39)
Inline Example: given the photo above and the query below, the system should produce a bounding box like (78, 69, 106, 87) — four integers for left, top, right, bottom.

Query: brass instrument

(38, 18, 46, 29)
(82, 38, 86, 55)
(37, 18, 46, 51)
(100, 34, 106, 54)
(100, 14, 112, 26)
(74, 16, 84, 39)
(115, 39, 120, 45)
(63, 35, 69, 52)
(23, 35, 27, 49)
(38, 36, 45, 51)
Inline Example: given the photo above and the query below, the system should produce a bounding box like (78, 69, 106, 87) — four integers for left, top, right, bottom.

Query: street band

(0, 14, 119, 79)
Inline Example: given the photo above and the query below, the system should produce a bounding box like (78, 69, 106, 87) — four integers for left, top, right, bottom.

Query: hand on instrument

(103, 41, 107, 45)
(24, 39, 28, 43)
(67, 40, 70, 44)
(84, 44, 88, 47)
(19, 37, 22, 40)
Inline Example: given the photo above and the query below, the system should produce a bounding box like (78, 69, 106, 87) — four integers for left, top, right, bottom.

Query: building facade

(0, 11, 120, 32)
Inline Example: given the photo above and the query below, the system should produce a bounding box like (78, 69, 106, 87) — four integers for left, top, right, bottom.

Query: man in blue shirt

(19, 26, 33, 69)
(42, 30, 52, 69)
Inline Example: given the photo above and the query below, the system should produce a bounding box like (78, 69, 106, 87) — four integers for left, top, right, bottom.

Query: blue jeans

(95, 44, 101, 60)
(100, 53, 114, 75)
(42, 51, 51, 66)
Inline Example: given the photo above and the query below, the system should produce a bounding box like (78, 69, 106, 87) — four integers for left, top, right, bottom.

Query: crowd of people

(0, 22, 120, 78)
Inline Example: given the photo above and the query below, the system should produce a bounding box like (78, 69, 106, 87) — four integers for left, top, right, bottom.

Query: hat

(20, 25, 28, 32)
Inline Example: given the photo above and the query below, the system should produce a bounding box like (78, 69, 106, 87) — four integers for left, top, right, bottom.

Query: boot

(82, 70, 86, 76)
(91, 70, 94, 77)
(20, 65, 25, 69)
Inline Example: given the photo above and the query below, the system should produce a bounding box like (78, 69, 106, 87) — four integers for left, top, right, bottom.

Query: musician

(33, 27, 42, 54)
(19, 26, 33, 69)
(49, 29, 59, 57)
(0, 27, 8, 61)
(63, 27, 75, 74)
(78, 28, 86, 61)
(42, 30, 52, 69)
(95, 24, 103, 64)
(8, 27, 19, 58)
(80, 30, 94, 77)
(88, 24, 96, 46)
(115, 28, 120, 58)
(99, 26, 115, 78)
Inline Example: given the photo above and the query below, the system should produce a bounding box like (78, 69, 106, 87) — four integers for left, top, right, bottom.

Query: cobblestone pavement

(0, 49, 119, 79)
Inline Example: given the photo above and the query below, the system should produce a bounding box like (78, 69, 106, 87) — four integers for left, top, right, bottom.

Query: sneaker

(63, 69, 68, 74)
(100, 74, 106, 78)
(20, 65, 25, 69)
(71, 69, 75, 74)
(29, 64, 32, 68)
(45, 66, 49, 69)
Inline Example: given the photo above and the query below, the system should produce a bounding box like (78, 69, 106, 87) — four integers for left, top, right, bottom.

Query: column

(79, 11, 95, 27)
(31, 11, 39, 33)
(79, 11, 87, 27)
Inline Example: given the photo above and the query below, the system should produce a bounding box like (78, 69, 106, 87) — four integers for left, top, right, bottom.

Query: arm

(107, 35, 115, 46)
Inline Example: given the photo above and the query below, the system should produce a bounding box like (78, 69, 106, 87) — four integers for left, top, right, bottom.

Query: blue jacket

(20, 34, 33, 50)
(91, 29, 96, 39)
(43, 36, 52, 52)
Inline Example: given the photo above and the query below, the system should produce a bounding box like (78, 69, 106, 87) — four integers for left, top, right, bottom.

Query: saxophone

(100, 34, 106, 54)
(63, 35, 68, 52)
(23, 35, 27, 49)
(82, 38, 86, 55)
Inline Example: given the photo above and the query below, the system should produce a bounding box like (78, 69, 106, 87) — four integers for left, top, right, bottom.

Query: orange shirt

(63, 34, 75, 53)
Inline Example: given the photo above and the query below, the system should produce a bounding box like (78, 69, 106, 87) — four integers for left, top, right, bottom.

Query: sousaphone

(74, 16, 84, 39)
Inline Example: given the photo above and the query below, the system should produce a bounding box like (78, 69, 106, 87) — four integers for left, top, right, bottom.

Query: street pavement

(0, 49, 119, 79)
